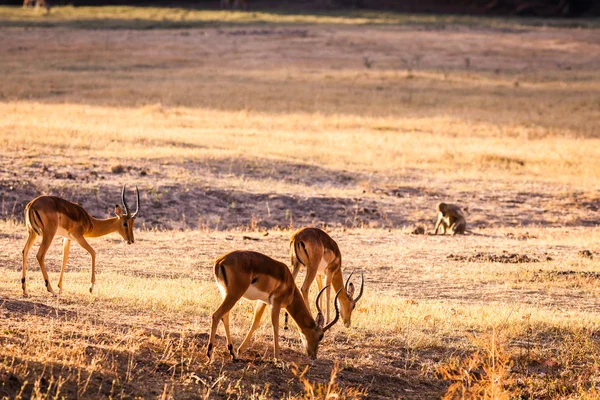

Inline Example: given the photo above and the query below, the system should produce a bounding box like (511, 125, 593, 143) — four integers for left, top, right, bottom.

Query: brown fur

(208, 250, 340, 361)
(434, 203, 466, 235)
(22, 190, 139, 297)
(289, 227, 363, 328)
(28, 196, 94, 234)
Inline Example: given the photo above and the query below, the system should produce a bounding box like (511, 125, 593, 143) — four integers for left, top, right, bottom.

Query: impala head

(340, 272, 365, 328)
(302, 286, 342, 360)
(115, 185, 140, 245)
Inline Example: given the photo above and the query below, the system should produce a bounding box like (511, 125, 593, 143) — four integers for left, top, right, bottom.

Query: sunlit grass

(1, 16, 600, 398)
(2, 6, 600, 29)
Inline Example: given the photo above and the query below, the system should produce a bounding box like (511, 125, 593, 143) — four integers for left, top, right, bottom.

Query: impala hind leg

(58, 238, 71, 294)
(73, 235, 96, 294)
(207, 293, 242, 361)
(238, 302, 267, 356)
(21, 231, 37, 297)
(36, 233, 56, 296)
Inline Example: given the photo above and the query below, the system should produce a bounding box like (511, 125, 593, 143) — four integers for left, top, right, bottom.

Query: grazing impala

(207, 250, 342, 361)
(286, 227, 364, 329)
(22, 186, 140, 296)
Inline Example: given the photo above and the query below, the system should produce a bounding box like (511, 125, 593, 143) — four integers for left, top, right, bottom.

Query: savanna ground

(1, 5, 600, 399)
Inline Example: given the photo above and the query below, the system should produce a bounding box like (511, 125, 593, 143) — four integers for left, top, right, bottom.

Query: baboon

(433, 203, 466, 235)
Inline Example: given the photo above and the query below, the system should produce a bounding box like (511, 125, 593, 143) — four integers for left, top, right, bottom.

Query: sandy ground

(1, 13, 600, 398)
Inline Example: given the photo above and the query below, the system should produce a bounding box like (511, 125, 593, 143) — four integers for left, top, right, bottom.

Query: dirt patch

(505, 232, 538, 240)
(218, 29, 309, 37)
(411, 226, 426, 235)
(535, 270, 600, 280)
(447, 252, 542, 263)
(578, 250, 594, 260)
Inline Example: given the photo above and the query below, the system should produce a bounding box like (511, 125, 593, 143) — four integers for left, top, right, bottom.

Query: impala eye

(123, 222, 128, 227)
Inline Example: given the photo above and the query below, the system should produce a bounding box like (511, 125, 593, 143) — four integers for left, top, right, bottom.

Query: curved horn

(323, 288, 343, 333)
(344, 271, 354, 293)
(121, 185, 130, 216)
(353, 273, 364, 304)
(132, 186, 140, 217)
(315, 285, 329, 318)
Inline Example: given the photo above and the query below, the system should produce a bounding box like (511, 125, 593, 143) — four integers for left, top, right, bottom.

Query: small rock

(111, 165, 125, 174)
(411, 226, 425, 235)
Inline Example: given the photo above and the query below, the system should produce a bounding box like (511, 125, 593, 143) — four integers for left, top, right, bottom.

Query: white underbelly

(56, 226, 74, 239)
(317, 257, 329, 274)
(243, 285, 271, 304)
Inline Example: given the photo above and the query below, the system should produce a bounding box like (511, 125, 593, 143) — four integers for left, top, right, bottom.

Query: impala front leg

(271, 303, 282, 361)
(238, 302, 267, 356)
(74, 235, 96, 294)
(58, 238, 71, 294)
(325, 273, 333, 324)
(300, 267, 318, 310)
(285, 260, 303, 330)
(221, 312, 237, 360)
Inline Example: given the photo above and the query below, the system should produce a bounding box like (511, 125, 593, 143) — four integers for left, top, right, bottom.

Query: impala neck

(285, 287, 317, 333)
(86, 216, 121, 238)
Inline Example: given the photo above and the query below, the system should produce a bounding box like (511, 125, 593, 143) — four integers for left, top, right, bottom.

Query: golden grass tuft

(437, 328, 516, 399)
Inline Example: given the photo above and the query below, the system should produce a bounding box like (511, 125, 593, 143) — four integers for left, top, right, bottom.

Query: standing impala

(207, 250, 342, 361)
(286, 227, 364, 329)
(22, 186, 140, 296)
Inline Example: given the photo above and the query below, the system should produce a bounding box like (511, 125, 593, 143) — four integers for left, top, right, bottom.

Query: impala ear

(115, 205, 124, 217)
(347, 282, 355, 299)
(315, 312, 325, 329)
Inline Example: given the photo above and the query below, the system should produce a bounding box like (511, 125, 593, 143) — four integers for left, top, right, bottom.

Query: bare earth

(1, 8, 600, 399)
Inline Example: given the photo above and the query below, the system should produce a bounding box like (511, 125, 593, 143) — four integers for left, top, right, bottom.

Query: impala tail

(24, 202, 43, 235)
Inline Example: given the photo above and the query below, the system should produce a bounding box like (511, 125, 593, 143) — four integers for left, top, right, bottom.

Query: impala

(207, 250, 342, 361)
(286, 227, 364, 329)
(22, 186, 140, 296)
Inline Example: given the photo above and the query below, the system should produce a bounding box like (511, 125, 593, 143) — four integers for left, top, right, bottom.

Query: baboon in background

(434, 203, 466, 235)
(220, 0, 247, 10)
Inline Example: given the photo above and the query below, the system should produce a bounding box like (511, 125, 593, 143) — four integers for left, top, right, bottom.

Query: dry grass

(2, 6, 600, 29)
(1, 8, 600, 399)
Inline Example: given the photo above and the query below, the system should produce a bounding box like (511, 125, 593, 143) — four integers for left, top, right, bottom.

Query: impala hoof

(227, 344, 239, 361)
(206, 343, 213, 360)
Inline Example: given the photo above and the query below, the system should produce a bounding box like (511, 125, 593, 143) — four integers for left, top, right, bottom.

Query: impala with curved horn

(21, 185, 140, 296)
(207, 250, 342, 361)
(286, 227, 364, 329)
